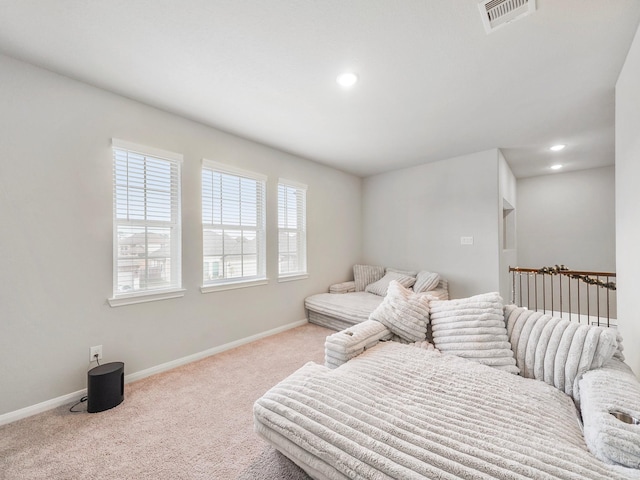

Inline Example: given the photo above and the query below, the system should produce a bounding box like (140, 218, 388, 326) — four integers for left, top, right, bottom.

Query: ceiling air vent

(479, 0, 536, 33)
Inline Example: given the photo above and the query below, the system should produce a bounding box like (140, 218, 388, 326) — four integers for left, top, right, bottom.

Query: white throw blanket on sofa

(254, 342, 640, 480)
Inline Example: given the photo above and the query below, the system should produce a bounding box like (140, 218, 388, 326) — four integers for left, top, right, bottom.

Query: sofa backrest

(504, 305, 619, 403)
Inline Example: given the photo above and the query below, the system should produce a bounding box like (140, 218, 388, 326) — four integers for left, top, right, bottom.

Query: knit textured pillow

(365, 271, 416, 296)
(504, 305, 619, 403)
(430, 292, 519, 374)
(413, 271, 441, 293)
(369, 281, 430, 342)
(353, 264, 385, 292)
(385, 267, 418, 277)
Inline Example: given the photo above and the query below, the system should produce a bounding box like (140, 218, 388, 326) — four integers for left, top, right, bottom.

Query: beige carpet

(0, 323, 332, 479)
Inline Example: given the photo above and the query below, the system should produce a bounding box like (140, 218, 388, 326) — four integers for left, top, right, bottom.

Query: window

(109, 139, 183, 306)
(201, 160, 266, 290)
(278, 179, 307, 279)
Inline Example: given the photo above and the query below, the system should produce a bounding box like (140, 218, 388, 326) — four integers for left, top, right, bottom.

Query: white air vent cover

(479, 0, 536, 33)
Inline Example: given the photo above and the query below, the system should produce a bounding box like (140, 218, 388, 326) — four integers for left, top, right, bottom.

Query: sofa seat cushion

(305, 292, 384, 324)
(254, 342, 639, 480)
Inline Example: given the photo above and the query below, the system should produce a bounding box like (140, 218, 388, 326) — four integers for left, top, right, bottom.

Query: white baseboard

(0, 319, 308, 426)
(124, 318, 308, 383)
(0, 389, 89, 427)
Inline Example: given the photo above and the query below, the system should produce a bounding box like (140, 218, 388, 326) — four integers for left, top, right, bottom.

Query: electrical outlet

(90, 345, 103, 362)
(460, 236, 474, 245)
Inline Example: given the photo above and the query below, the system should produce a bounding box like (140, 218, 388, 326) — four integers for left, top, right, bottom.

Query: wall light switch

(460, 236, 474, 245)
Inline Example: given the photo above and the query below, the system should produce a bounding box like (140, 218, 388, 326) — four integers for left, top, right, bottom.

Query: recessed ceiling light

(550, 144, 566, 152)
(550, 164, 563, 170)
(336, 72, 358, 88)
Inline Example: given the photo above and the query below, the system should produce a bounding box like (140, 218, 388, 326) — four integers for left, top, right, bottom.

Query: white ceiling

(0, 0, 639, 178)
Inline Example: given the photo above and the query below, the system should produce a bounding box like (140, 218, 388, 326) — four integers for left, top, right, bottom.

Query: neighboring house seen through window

(201, 160, 266, 289)
(278, 179, 307, 278)
(110, 139, 183, 306)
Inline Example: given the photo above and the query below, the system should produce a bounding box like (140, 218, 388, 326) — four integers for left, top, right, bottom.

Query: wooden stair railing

(509, 266, 616, 327)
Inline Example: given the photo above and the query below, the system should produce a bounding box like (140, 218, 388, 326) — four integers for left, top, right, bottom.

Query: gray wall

(616, 22, 640, 376)
(517, 166, 616, 272)
(362, 149, 504, 299)
(0, 54, 362, 415)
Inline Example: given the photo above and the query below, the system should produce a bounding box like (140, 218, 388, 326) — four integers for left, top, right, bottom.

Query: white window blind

(202, 160, 266, 286)
(278, 180, 307, 277)
(112, 139, 182, 299)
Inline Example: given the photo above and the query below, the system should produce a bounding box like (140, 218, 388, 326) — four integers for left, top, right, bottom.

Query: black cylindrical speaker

(87, 361, 124, 413)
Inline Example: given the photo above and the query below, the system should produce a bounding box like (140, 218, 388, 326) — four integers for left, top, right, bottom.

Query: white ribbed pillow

(369, 281, 430, 342)
(504, 305, 619, 402)
(353, 264, 385, 292)
(365, 271, 416, 296)
(430, 292, 519, 374)
(414, 271, 441, 293)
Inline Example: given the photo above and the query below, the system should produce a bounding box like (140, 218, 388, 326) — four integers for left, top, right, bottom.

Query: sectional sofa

(255, 288, 640, 479)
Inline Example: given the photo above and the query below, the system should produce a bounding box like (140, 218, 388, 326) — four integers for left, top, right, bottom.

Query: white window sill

(108, 289, 186, 307)
(278, 273, 309, 283)
(200, 278, 269, 294)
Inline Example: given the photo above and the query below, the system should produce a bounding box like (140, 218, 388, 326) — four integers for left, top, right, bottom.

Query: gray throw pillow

(365, 271, 416, 296)
(353, 264, 385, 292)
(414, 271, 440, 293)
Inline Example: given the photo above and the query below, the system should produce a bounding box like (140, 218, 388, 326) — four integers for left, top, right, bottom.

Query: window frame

(277, 178, 308, 281)
(108, 139, 185, 307)
(200, 160, 268, 293)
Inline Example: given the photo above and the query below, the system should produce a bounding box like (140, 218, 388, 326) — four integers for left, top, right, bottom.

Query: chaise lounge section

(305, 264, 449, 331)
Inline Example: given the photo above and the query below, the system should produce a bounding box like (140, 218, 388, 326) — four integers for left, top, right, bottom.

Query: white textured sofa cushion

(353, 264, 385, 292)
(505, 305, 619, 403)
(369, 281, 430, 342)
(430, 292, 519, 374)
